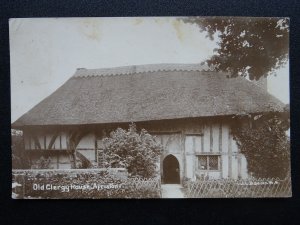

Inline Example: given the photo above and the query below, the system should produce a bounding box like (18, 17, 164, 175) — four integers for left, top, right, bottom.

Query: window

(198, 155, 220, 171)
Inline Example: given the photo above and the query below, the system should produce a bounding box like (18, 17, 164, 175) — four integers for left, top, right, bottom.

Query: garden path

(161, 184, 185, 198)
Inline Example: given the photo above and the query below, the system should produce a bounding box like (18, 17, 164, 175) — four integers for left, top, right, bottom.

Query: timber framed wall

(21, 116, 248, 179)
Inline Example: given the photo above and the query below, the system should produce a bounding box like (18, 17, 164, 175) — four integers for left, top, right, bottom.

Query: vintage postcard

(10, 17, 291, 198)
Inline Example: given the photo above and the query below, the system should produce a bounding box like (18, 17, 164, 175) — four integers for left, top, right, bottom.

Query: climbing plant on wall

(231, 111, 290, 179)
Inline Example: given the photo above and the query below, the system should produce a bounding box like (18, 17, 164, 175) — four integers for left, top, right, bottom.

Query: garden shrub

(102, 124, 162, 178)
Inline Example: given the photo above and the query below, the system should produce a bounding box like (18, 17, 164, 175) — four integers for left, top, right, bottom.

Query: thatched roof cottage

(12, 64, 285, 183)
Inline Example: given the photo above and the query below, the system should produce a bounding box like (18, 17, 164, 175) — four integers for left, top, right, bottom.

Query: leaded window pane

(209, 155, 219, 170)
(199, 156, 207, 170)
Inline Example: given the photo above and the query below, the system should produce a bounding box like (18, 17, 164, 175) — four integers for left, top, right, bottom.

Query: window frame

(197, 154, 221, 172)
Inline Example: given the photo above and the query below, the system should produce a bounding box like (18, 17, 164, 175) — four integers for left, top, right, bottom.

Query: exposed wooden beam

(48, 133, 59, 150)
(32, 136, 41, 150)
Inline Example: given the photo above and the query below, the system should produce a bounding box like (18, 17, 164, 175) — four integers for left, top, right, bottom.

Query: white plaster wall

(77, 149, 96, 162)
(212, 124, 219, 153)
(208, 171, 221, 179)
(203, 125, 210, 151)
(58, 163, 71, 169)
(76, 133, 95, 149)
(185, 155, 194, 180)
(231, 154, 239, 179)
(24, 131, 69, 150)
(38, 136, 44, 148)
(162, 134, 181, 153)
(222, 124, 229, 153)
(76, 133, 96, 164)
(195, 136, 201, 153)
(185, 136, 193, 153)
(185, 135, 197, 180)
(240, 155, 248, 179)
(53, 135, 60, 149)
(61, 132, 67, 149)
(222, 155, 229, 178)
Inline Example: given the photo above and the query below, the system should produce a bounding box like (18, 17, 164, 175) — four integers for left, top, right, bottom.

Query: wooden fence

(184, 177, 292, 198)
(127, 177, 162, 196)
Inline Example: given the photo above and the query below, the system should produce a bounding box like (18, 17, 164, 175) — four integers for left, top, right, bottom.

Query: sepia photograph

(10, 17, 291, 198)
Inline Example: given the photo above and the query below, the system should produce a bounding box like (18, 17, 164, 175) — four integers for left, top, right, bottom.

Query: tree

(183, 17, 289, 80)
(102, 124, 162, 178)
(231, 112, 290, 179)
(12, 129, 29, 169)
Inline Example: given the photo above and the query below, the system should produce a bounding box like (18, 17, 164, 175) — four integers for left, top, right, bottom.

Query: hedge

(12, 169, 161, 199)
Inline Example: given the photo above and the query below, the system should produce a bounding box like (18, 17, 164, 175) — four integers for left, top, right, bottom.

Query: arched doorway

(163, 155, 180, 184)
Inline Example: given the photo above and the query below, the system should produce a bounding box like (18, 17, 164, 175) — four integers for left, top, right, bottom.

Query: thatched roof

(12, 63, 285, 127)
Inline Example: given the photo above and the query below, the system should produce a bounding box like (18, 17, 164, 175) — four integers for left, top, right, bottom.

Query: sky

(9, 17, 289, 123)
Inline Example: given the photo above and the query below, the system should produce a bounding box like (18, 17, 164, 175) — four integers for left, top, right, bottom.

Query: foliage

(183, 17, 289, 80)
(34, 156, 53, 169)
(12, 170, 160, 199)
(231, 113, 290, 179)
(102, 124, 162, 178)
(12, 181, 22, 199)
(11, 129, 29, 169)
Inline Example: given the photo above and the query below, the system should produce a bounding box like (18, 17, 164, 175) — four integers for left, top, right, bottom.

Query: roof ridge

(73, 63, 213, 77)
